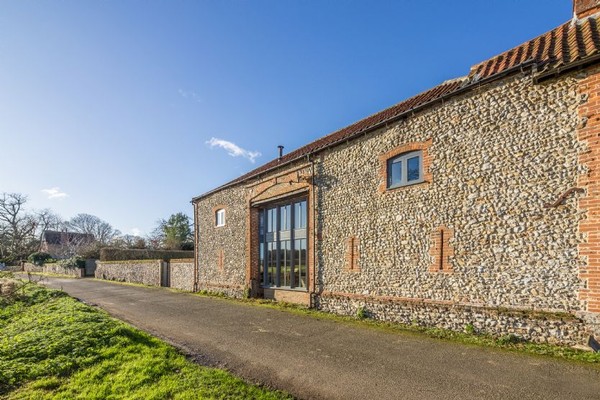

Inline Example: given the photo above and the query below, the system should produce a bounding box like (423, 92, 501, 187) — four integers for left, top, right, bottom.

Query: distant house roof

(193, 13, 600, 202)
(43, 230, 95, 246)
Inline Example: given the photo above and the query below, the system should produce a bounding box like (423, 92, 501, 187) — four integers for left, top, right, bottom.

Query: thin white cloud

(41, 187, 69, 200)
(206, 137, 262, 163)
(131, 228, 142, 237)
(178, 89, 202, 103)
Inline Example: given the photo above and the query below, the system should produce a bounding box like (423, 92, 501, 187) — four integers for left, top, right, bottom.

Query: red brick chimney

(574, 0, 600, 18)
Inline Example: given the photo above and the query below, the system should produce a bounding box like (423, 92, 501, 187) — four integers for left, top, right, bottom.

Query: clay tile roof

(43, 230, 95, 245)
(225, 78, 467, 186)
(469, 16, 600, 79)
(194, 14, 600, 200)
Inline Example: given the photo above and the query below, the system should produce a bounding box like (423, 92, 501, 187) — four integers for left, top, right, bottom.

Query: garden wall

(22, 262, 84, 278)
(95, 260, 163, 286)
(170, 259, 195, 291)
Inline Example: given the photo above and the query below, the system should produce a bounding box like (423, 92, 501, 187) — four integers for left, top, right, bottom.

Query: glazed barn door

(259, 198, 307, 289)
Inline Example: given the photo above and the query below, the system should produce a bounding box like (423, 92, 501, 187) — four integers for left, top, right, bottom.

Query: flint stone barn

(192, 0, 600, 346)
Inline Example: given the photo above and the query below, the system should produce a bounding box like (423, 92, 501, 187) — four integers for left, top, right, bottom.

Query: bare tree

(0, 193, 38, 261)
(35, 209, 63, 246)
(67, 213, 120, 246)
(111, 234, 147, 249)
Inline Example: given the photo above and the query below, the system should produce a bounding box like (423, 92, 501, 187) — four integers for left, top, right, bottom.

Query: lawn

(0, 276, 291, 399)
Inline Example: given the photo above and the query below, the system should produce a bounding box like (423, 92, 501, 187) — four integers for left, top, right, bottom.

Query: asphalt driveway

(32, 276, 600, 400)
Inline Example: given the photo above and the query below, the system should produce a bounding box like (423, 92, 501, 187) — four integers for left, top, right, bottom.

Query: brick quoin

(578, 65, 600, 313)
(574, 0, 600, 18)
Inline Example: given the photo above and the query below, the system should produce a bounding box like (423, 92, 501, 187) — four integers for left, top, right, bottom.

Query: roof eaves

(192, 63, 535, 203)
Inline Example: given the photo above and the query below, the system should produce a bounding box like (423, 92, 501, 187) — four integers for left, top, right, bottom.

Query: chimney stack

(574, 0, 600, 18)
(277, 145, 284, 161)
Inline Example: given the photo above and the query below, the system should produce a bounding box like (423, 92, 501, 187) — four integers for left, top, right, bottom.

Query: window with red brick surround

(378, 139, 432, 193)
(212, 205, 227, 228)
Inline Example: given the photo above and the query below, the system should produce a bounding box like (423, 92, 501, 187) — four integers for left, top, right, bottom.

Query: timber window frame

(258, 197, 308, 291)
(377, 139, 432, 193)
(387, 150, 423, 189)
(215, 209, 226, 227)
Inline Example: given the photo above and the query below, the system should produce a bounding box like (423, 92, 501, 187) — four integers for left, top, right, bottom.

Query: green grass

(0, 278, 291, 399)
(192, 289, 600, 366)
(22, 271, 77, 279)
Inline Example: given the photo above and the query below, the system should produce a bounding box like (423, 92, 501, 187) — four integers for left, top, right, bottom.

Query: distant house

(41, 230, 95, 258)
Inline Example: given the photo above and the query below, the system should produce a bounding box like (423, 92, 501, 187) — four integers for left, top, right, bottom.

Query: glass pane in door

(280, 240, 291, 287)
(259, 199, 307, 289)
(294, 238, 307, 288)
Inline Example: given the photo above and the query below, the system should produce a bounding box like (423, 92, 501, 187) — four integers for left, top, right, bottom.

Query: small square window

(387, 150, 423, 189)
(216, 209, 225, 227)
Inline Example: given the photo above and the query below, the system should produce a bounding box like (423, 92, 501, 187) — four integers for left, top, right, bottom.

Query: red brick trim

(246, 206, 260, 293)
(574, 0, 600, 18)
(578, 65, 600, 313)
(212, 204, 227, 228)
(203, 282, 245, 290)
(429, 226, 454, 273)
(344, 236, 360, 272)
(245, 163, 312, 189)
(217, 248, 224, 271)
(245, 164, 316, 300)
(378, 139, 433, 193)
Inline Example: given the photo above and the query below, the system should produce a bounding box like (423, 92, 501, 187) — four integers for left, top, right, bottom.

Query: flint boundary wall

(96, 258, 195, 291)
(96, 260, 163, 287)
(22, 262, 85, 278)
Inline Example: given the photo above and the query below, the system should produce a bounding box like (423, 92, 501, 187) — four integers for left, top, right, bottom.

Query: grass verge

(193, 290, 600, 366)
(0, 275, 291, 399)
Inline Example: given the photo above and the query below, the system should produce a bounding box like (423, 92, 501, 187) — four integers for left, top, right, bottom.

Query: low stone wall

(170, 259, 194, 291)
(22, 262, 84, 277)
(43, 264, 84, 278)
(96, 260, 162, 286)
(316, 293, 590, 346)
(22, 263, 43, 273)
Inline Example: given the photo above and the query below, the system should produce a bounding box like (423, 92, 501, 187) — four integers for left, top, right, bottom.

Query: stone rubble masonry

(196, 163, 315, 301)
(194, 67, 600, 344)
(196, 184, 248, 298)
(22, 263, 43, 273)
(22, 262, 84, 278)
(316, 293, 589, 346)
(317, 72, 581, 314)
(170, 259, 195, 292)
(96, 260, 163, 287)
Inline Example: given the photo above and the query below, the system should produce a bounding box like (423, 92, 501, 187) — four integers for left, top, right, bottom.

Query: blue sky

(0, 0, 570, 236)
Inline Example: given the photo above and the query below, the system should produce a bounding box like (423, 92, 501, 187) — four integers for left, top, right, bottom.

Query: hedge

(99, 248, 194, 262)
